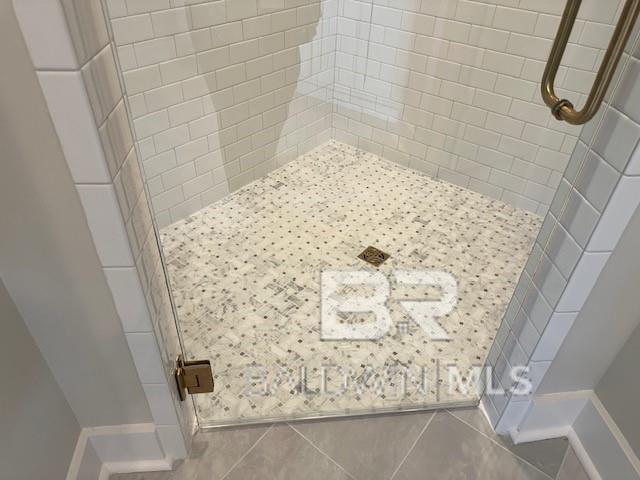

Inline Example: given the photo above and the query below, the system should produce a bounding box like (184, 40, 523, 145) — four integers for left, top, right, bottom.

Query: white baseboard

(66, 423, 176, 480)
(98, 465, 110, 480)
(510, 390, 590, 443)
(589, 395, 640, 475)
(66, 429, 97, 480)
(512, 423, 570, 445)
(103, 458, 173, 475)
(567, 427, 602, 480)
(510, 390, 640, 480)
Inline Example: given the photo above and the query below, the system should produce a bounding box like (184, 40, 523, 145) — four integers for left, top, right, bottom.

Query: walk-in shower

(99, 0, 636, 427)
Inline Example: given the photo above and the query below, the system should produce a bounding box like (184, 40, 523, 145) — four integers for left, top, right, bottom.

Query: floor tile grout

(219, 424, 274, 480)
(287, 422, 357, 479)
(389, 411, 437, 480)
(445, 409, 556, 480)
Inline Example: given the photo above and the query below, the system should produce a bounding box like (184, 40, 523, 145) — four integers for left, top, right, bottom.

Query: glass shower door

(102, 0, 629, 427)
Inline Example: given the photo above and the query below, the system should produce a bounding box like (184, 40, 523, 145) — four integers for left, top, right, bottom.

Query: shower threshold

(160, 141, 541, 427)
(198, 399, 479, 430)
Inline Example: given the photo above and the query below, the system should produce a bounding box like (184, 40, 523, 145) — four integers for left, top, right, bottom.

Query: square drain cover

(358, 246, 390, 267)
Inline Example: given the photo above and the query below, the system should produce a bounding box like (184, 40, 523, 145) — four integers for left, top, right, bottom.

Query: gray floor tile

(448, 408, 568, 478)
(111, 409, 572, 480)
(292, 411, 434, 480)
(223, 424, 352, 480)
(109, 424, 270, 480)
(186, 424, 271, 480)
(393, 411, 550, 480)
(556, 446, 590, 480)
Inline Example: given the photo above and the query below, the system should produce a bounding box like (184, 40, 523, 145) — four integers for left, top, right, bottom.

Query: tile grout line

(219, 424, 274, 480)
(287, 423, 358, 479)
(445, 409, 556, 480)
(389, 411, 437, 480)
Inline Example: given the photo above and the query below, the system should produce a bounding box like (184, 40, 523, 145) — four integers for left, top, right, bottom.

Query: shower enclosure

(99, 0, 634, 427)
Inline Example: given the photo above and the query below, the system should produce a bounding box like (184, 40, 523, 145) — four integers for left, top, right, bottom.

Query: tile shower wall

(105, 0, 338, 227)
(332, 0, 624, 215)
(481, 18, 640, 432)
(107, 0, 626, 225)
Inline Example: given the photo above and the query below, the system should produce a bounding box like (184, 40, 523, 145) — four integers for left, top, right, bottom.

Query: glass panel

(102, 0, 625, 426)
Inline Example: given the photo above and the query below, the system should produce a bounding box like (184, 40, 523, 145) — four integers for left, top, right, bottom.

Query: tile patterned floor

(160, 141, 542, 425)
(110, 407, 581, 480)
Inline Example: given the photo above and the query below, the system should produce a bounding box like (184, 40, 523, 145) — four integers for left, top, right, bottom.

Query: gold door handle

(542, 0, 640, 125)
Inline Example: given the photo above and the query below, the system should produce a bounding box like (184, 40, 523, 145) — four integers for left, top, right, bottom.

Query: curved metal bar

(541, 0, 640, 125)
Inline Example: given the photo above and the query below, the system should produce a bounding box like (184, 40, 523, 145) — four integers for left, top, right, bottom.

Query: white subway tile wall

(483, 21, 640, 432)
(332, 0, 624, 216)
(106, 0, 337, 227)
(105, 0, 625, 226)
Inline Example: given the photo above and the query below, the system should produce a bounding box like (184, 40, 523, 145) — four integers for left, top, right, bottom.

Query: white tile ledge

(12, 0, 79, 70)
(37, 71, 111, 183)
(76, 184, 135, 267)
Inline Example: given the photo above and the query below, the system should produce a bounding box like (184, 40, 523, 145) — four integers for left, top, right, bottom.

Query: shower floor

(161, 141, 541, 425)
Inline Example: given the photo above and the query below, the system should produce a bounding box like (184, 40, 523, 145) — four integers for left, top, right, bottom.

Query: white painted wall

(595, 321, 640, 460)
(0, 279, 81, 480)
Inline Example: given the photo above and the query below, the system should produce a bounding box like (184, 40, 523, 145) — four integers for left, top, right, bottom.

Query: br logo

(320, 270, 457, 341)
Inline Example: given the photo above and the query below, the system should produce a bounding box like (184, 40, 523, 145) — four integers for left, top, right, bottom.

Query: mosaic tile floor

(160, 141, 542, 426)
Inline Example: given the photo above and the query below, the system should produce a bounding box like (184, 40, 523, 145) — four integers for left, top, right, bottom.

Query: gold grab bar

(542, 0, 640, 125)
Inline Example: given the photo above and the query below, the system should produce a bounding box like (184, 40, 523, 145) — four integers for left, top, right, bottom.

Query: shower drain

(358, 246, 390, 267)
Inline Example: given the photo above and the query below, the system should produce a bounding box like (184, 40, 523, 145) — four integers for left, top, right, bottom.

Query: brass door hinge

(175, 354, 214, 401)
